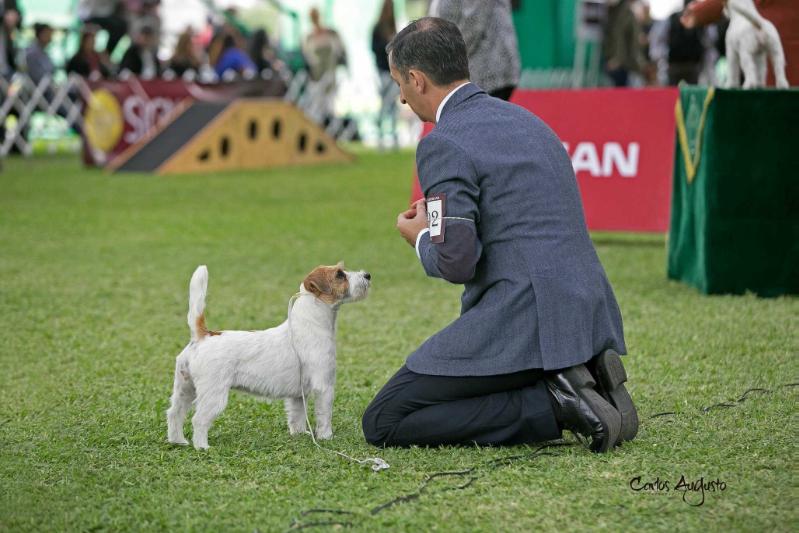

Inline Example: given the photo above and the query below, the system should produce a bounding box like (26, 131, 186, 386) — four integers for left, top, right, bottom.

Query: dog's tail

(188, 265, 218, 341)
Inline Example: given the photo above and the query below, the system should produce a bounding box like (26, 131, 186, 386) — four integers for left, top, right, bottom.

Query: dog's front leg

(314, 387, 335, 440)
(285, 397, 307, 435)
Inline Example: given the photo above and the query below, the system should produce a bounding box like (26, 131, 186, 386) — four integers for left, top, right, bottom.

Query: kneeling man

(362, 18, 638, 452)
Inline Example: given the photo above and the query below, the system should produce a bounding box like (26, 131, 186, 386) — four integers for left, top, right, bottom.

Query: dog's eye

(336, 269, 346, 279)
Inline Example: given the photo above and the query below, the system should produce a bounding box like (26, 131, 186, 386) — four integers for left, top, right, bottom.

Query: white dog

(725, 0, 789, 88)
(166, 263, 370, 450)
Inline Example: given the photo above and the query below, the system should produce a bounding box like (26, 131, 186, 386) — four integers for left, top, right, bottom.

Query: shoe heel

(596, 349, 627, 390)
(596, 350, 638, 443)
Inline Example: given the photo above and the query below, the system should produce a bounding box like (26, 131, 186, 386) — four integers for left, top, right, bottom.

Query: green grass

(1, 152, 797, 532)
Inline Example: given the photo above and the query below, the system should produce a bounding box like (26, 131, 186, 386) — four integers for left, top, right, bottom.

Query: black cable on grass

(285, 442, 574, 531)
(285, 382, 797, 531)
(650, 382, 798, 419)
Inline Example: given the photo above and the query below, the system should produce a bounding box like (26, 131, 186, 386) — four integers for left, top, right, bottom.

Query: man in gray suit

(362, 18, 638, 453)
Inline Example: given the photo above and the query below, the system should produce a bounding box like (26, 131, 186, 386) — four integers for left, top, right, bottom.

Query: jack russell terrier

(725, 0, 789, 88)
(166, 263, 370, 450)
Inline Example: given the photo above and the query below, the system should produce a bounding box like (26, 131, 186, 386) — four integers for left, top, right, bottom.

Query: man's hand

(396, 199, 428, 247)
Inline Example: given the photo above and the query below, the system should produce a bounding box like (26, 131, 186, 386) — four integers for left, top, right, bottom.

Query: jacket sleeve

(415, 133, 482, 284)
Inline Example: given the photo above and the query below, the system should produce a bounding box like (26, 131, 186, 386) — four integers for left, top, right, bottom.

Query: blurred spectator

(248, 28, 283, 75)
(602, 0, 645, 86)
(430, 0, 520, 100)
(168, 27, 200, 76)
(302, 7, 346, 123)
(78, 0, 127, 56)
(127, 0, 161, 49)
(372, 0, 398, 149)
(371, 0, 394, 74)
(1, 0, 21, 77)
(302, 7, 346, 82)
(667, 0, 705, 84)
(66, 28, 112, 79)
(214, 33, 255, 78)
(119, 25, 160, 78)
(25, 22, 81, 134)
(24, 22, 54, 84)
(222, 7, 250, 40)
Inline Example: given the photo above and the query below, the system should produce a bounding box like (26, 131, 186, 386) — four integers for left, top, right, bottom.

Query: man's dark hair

(386, 17, 469, 86)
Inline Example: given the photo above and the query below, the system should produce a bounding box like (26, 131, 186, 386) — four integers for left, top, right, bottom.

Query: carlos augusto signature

(629, 475, 728, 506)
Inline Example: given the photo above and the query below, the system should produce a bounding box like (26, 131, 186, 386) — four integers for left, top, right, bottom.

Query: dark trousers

(362, 365, 561, 447)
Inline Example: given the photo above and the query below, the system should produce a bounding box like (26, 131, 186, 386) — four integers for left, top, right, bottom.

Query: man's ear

(408, 69, 426, 94)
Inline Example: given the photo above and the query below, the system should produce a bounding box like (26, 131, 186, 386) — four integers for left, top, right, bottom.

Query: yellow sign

(84, 89, 124, 153)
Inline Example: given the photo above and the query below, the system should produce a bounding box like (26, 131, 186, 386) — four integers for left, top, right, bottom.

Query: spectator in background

(78, 0, 127, 56)
(24, 23, 54, 85)
(1, 0, 21, 78)
(127, 0, 161, 50)
(169, 27, 200, 77)
(602, 0, 645, 86)
(667, 0, 705, 84)
(25, 22, 81, 134)
(302, 7, 346, 123)
(214, 33, 255, 78)
(303, 7, 346, 81)
(372, 0, 398, 149)
(119, 25, 160, 78)
(66, 28, 112, 79)
(248, 28, 284, 75)
(372, 0, 394, 74)
(429, 0, 520, 101)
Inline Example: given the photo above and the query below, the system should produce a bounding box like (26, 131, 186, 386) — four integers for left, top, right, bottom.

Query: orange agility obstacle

(109, 99, 352, 174)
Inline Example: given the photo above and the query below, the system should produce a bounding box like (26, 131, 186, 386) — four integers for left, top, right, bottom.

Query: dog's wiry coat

(166, 263, 370, 450)
(725, 0, 789, 89)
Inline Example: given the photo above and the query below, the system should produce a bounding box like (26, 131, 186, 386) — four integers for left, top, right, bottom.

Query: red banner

(82, 78, 285, 166)
(411, 88, 679, 233)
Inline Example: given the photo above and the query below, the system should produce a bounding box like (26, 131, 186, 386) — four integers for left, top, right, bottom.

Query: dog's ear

(304, 268, 331, 296)
(336, 260, 345, 269)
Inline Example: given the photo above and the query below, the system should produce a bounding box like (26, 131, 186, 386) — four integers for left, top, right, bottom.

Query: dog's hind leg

(740, 49, 761, 88)
(767, 31, 789, 88)
(284, 397, 307, 435)
(191, 383, 230, 450)
(167, 359, 195, 445)
(726, 46, 742, 88)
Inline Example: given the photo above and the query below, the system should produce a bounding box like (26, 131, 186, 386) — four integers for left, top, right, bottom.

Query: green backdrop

(668, 85, 799, 296)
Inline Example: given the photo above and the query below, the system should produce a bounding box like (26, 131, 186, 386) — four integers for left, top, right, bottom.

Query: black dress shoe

(546, 364, 621, 453)
(587, 349, 639, 444)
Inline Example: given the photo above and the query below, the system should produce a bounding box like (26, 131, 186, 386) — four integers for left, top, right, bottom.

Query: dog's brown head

(302, 262, 371, 306)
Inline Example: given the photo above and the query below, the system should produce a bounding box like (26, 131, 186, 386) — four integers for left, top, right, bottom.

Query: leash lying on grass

(284, 380, 798, 531)
(287, 293, 390, 473)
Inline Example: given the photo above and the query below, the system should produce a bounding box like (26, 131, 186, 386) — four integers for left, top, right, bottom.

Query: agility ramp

(109, 99, 352, 174)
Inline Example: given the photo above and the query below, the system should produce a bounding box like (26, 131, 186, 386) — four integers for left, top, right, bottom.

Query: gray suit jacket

(407, 83, 626, 376)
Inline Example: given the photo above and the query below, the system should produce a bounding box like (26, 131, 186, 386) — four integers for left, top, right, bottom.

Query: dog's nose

(364, 272, 371, 281)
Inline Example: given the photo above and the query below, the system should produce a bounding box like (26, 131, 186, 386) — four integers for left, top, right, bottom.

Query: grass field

(1, 151, 797, 532)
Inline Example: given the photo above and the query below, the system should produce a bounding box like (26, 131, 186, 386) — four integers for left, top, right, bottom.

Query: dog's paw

(288, 424, 307, 436)
(315, 428, 333, 440)
(168, 437, 190, 446)
(193, 442, 210, 451)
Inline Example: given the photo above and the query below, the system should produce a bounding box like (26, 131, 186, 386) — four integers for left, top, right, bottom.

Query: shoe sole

(594, 350, 639, 443)
(562, 364, 621, 453)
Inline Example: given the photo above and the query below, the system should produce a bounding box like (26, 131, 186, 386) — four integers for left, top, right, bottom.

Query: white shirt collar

(435, 82, 470, 124)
